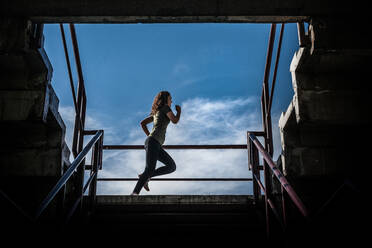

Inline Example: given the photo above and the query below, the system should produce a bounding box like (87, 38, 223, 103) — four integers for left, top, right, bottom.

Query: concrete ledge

(294, 89, 369, 125)
(0, 90, 47, 121)
(0, 147, 63, 176)
(290, 47, 372, 73)
(2, 0, 356, 23)
(96, 195, 254, 205)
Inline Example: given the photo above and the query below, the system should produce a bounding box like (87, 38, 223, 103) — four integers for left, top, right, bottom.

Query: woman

(131, 91, 181, 195)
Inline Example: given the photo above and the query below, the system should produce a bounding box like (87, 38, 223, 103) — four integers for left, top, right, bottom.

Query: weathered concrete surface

(277, 17, 371, 214)
(96, 194, 254, 205)
(0, 18, 70, 220)
(82, 195, 266, 243)
(309, 17, 372, 52)
(289, 49, 370, 125)
(1, 0, 367, 23)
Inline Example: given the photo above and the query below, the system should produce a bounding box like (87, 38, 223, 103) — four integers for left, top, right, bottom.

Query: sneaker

(130, 192, 139, 196)
(139, 174, 150, 191)
(144, 180, 150, 191)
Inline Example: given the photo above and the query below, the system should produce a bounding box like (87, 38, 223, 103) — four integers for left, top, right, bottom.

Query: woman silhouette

(131, 91, 181, 195)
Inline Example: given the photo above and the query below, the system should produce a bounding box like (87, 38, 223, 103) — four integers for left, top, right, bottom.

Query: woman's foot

(139, 174, 150, 191)
(130, 192, 139, 196)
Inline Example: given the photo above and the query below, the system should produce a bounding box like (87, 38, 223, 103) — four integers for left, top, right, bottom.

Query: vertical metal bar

(248, 133, 260, 203)
(262, 24, 276, 110)
(88, 142, 99, 212)
(266, 109, 274, 156)
(281, 185, 287, 228)
(99, 132, 104, 170)
(263, 162, 272, 238)
(98, 133, 102, 170)
(261, 91, 273, 156)
(71, 84, 82, 158)
(75, 91, 87, 213)
(268, 23, 285, 115)
(253, 144, 261, 202)
(261, 93, 267, 143)
(249, 133, 309, 217)
(59, 23, 79, 115)
(262, 24, 276, 157)
(69, 23, 87, 216)
(69, 24, 86, 95)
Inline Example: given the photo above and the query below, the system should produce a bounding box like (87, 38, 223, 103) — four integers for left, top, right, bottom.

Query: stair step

(85, 195, 265, 234)
(90, 195, 257, 212)
(95, 194, 255, 205)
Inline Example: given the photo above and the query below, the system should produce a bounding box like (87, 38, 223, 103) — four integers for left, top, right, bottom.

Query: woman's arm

(167, 105, 181, 124)
(140, 116, 153, 136)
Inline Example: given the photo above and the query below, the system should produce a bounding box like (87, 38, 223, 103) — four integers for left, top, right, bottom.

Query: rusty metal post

(59, 24, 79, 116)
(99, 131, 104, 170)
(261, 24, 276, 156)
(88, 141, 99, 212)
(249, 133, 309, 218)
(248, 132, 261, 204)
(281, 185, 287, 228)
(268, 23, 285, 114)
(69, 23, 87, 217)
(263, 161, 272, 237)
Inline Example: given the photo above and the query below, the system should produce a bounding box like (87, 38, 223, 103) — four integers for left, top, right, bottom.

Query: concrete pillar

(278, 17, 371, 211)
(0, 18, 70, 222)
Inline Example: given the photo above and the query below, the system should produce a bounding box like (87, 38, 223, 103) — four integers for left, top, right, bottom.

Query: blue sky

(43, 23, 299, 195)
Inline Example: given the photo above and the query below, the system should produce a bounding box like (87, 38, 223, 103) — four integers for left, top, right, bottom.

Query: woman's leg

(151, 147, 176, 177)
(132, 137, 160, 194)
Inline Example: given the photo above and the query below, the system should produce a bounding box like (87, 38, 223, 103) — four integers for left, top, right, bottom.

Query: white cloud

(97, 96, 265, 195)
(58, 105, 122, 161)
(60, 97, 283, 196)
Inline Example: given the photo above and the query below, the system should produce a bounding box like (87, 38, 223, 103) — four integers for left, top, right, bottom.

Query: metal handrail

(98, 177, 252, 181)
(103, 144, 247, 150)
(268, 23, 285, 114)
(65, 171, 97, 222)
(35, 130, 103, 219)
(248, 132, 309, 218)
(99, 144, 252, 183)
(60, 23, 79, 117)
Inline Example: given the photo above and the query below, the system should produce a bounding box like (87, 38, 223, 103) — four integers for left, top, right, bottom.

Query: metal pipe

(35, 130, 103, 219)
(248, 133, 309, 218)
(84, 172, 97, 193)
(59, 24, 78, 116)
(253, 174, 285, 229)
(262, 24, 277, 156)
(69, 24, 86, 94)
(103, 144, 247, 150)
(268, 23, 285, 114)
(253, 173, 265, 193)
(97, 177, 252, 181)
(262, 23, 276, 113)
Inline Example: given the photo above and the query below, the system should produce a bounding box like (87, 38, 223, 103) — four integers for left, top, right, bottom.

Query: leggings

(132, 136, 176, 194)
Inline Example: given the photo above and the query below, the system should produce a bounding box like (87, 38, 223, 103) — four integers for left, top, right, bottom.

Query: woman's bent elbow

(171, 118, 180, 124)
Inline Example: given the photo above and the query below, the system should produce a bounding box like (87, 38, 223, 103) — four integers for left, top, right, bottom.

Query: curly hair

(150, 91, 170, 116)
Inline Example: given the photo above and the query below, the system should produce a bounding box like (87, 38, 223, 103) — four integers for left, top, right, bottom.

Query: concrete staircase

(82, 195, 266, 243)
(277, 19, 371, 211)
(0, 19, 71, 221)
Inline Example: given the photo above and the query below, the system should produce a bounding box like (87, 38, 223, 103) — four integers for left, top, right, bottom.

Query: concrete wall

(0, 18, 70, 220)
(278, 17, 371, 211)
